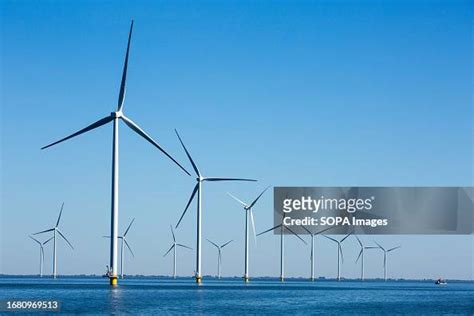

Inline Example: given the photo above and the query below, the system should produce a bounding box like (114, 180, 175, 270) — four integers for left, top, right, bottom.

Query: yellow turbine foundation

(110, 276, 118, 286)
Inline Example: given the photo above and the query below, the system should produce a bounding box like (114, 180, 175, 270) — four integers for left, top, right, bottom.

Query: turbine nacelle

(111, 111, 123, 119)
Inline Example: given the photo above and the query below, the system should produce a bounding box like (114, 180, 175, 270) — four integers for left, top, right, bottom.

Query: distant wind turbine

(104, 218, 136, 279)
(323, 233, 352, 281)
(257, 215, 307, 282)
(40, 21, 189, 285)
(300, 226, 335, 281)
(164, 225, 192, 278)
(375, 241, 401, 281)
(174, 129, 256, 283)
(228, 186, 270, 282)
(29, 235, 53, 277)
(354, 235, 378, 281)
(33, 202, 74, 278)
(207, 239, 233, 279)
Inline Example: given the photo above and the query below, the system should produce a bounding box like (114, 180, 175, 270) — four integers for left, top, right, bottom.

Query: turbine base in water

(244, 276, 250, 283)
(110, 276, 118, 286)
(195, 276, 202, 284)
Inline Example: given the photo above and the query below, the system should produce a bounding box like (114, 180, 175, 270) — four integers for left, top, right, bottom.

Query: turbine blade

(374, 241, 385, 251)
(221, 240, 233, 248)
(387, 246, 401, 252)
(322, 235, 338, 243)
(124, 239, 135, 257)
(248, 185, 271, 209)
(124, 218, 135, 236)
(355, 235, 363, 247)
(227, 192, 247, 207)
(56, 229, 74, 250)
(176, 183, 199, 228)
(29, 235, 41, 245)
(364, 246, 379, 249)
(257, 224, 282, 236)
(33, 228, 55, 235)
(41, 115, 113, 150)
(206, 239, 219, 249)
(340, 231, 352, 243)
(174, 129, 200, 177)
(177, 243, 192, 250)
(170, 225, 176, 242)
(102, 236, 111, 238)
(43, 236, 54, 245)
(301, 226, 313, 235)
(284, 226, 307, 245)
(117, 20, 134, 112)
(204, 177, 256, 182)
(314, 225, 336, 235)
(250, 210, 257, 245)
(56, 202, 64, 227)
(122, 115, 190, 176)
(339, 244, 344, 264)
(355, 249, 363, 263)
(163, 244, 175, 257)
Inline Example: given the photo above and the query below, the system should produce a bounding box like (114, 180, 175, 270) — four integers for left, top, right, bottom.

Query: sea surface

(0, 277, 473, 315)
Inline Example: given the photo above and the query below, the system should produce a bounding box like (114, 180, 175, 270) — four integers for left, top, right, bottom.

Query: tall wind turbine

(40, 21, 190, 285)
(33, 203, 74, 278)
(323, 233, 351, 281)
(227, 186, 270, 282)
(257, 215, 307, 282)
(300, 226, 335, 281)
(207, 239, 233, 279)
(375, 241, 401, 281)
(174, 129, 256, 284)
(29, 235, 53, 277)
(354, 235, 378, 281)
(164, 225, 192, 278)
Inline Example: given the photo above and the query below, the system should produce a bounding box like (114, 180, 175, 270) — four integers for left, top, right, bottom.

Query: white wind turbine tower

(40, 21, 190, 285)
(355, 235, 378, 281)
(29, 235, 53, 277)
(227, 186, 270, 282)
(207, 239, 233, 279)
(257, 215, 307, 282)
(174, 129, 256, 284)
(300, 226, 335, 281)
(323, 233, 352, 281)
(33, 203, 74, 278)
(375, 241, 401, 281)
(164, 225, 192, 279)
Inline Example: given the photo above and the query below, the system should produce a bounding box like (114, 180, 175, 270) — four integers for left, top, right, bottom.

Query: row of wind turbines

(33, 20, 400, 285)
(29, 200, 400, 282)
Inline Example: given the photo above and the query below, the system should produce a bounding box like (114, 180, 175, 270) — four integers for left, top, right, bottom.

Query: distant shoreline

(0, 275, 472, 282)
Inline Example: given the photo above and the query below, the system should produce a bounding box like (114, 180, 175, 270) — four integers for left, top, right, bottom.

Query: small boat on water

(435, 278, 447, 285)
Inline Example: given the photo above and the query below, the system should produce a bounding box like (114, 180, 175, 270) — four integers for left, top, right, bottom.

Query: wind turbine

(207, 239, 233, 279)
(33, 202, 74, 278)
(300, 226, 335, 281)
(174, 129, 256, 284)
(322, 233, 352, 281)
(164, 225, 192, 279)
(375, 241, 401, 281)
(104, 218, 136, 279)
(257, 215, 307, 282)
(354, 235, 378, 281)
(40, 21, 190, 285)
(227, 186, 270, 282)
(29, 235, 53, 277)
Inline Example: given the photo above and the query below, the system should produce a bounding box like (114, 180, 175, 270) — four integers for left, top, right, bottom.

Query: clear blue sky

(1, 0, 472, 280)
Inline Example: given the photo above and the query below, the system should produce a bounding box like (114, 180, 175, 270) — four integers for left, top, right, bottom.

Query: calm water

(1, 277, 473, 315)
